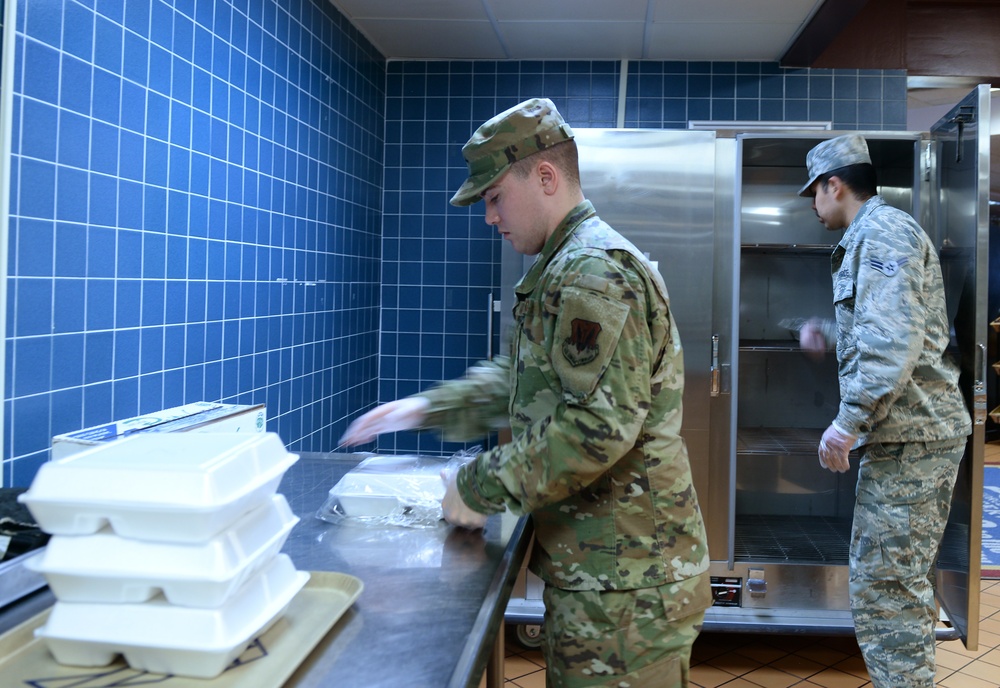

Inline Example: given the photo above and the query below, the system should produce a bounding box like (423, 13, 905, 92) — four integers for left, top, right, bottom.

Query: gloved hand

(818, 423, 856, 473)
(440, 468, 488, 530)
(799, 318, 827, 361)
(339, 397, 430, 446)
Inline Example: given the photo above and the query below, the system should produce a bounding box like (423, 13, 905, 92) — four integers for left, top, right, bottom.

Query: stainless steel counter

(256, 451, 531, 687)
(0, 451, 532, 688)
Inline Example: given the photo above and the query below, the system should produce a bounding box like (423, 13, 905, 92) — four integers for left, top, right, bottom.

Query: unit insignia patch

(562, 318, 602, 367)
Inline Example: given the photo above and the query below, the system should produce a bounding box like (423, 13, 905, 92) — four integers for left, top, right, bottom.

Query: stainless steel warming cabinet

(502, 85, 990, 650)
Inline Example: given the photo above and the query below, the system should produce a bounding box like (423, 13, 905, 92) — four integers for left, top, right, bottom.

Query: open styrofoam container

(26, 493, 299, 607)
(19, 432, 298, 543)
(35, 553, 309, 679)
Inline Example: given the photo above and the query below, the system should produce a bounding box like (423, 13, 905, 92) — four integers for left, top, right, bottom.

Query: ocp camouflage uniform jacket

(824, 195, 971, 445)
(420, 200, 711, 598)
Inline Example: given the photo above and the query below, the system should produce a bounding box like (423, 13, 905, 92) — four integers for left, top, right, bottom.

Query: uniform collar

(515, 200, 597, 296)
(840, 195, 886, 247)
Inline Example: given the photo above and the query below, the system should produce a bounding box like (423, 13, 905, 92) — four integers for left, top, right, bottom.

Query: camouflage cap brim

(450, 165, 510, 207)
(450, 98, 574, 207)
(799, 134, 871, 197)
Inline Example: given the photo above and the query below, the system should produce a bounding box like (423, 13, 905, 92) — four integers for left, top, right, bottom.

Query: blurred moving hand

(799, 318, 828, 361)
(440, 468, 488, 530)
(339, 397, 430, 446)
(818, 423, 856, 473)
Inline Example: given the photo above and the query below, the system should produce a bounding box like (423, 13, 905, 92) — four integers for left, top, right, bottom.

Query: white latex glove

(339, 397, 430, 446)
(799, 318, 827, 361)
(440, 468, 488, 530)
(818, 423, 856, 473)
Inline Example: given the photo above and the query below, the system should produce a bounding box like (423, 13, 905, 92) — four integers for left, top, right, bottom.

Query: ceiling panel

(497, 21, 647, 61)
(330, 0, 488, 21)
(488, 0, 652, 22)
(327, 0, 822, 61)
(646, 22, 808, 61)
(359, 19, 506, 60)
(650, 0, 822, 23)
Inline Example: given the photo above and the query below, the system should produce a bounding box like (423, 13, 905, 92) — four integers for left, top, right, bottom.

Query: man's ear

(827, 175, 846, 199)
(537, 160, 558, 196)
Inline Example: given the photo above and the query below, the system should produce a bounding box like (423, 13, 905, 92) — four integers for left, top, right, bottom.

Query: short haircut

(817, 163, 878, 200)
(509, 139, 581, 187)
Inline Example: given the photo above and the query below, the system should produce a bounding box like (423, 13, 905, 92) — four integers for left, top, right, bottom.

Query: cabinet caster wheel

(515, 623, 543, 648)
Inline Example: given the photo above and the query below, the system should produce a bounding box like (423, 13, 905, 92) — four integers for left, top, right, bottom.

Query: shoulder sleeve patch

(552, 285, 630, 400)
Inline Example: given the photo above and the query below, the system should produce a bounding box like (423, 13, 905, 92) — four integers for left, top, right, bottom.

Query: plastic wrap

(317, 450, 479, 529)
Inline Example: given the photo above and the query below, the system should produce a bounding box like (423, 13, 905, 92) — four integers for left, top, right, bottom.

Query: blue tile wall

(377, 60, 907, 456)
(3, 0, 385, 485)
(1, 0, 910, 481)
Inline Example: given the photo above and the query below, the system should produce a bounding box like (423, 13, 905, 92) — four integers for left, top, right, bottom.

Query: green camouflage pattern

(849, 438, 965, 687)
(450, 97, 575, 207)
(542, 576, 709, 687)
(798, 133, 872, 196)
(422, 200, 711, 594)
(828, 196, 971, 444)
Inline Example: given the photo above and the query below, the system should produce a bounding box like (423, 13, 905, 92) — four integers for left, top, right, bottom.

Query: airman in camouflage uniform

(798, 134, 972, 688)
(341, 98, 711, 687)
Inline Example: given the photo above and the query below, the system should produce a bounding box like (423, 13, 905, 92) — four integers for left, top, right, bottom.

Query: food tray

(19, 433, 298, 543)
(34, 554, 309, 679)
(26, 494, 299, 607)
(0, 570, 362, 687)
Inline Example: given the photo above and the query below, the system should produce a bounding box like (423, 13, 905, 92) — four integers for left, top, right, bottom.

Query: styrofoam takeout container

(25, 493, 299, 607)
(19, 433, 298, 543)
(35, 553, 310, 679)
(327, 455, 445, 518)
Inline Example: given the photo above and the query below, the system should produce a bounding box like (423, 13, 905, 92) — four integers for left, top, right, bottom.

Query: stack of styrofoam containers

(17, 432, 308, 679)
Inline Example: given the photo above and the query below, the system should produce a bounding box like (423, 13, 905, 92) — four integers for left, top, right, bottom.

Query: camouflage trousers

(850, 438, 965, 688)
(541, 581, 706, 688)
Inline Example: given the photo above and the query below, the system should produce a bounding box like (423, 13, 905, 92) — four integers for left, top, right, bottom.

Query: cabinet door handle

(710, 334, 720, 397)
(974, 342, 986, 425)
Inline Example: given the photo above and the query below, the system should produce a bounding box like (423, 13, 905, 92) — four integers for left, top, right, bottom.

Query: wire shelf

(734, 514, 852, 564)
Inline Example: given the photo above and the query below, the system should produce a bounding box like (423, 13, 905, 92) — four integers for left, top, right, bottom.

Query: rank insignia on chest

(562, 318, 602, 367)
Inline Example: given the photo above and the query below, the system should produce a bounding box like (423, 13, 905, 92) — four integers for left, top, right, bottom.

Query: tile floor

(490, 441, 1000, 687)
(494, 581, 1000, 688)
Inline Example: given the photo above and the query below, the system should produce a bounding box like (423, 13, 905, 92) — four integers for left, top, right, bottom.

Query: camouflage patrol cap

(450, 97, 575, 207)
(798, 134, 872, 196)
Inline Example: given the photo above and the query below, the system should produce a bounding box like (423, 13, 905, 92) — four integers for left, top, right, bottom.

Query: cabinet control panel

(710, 576, 742, 607)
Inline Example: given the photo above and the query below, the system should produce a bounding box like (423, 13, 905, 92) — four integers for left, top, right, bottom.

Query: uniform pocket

(510, 299, 559, 418)
(850, 501, 918, 580)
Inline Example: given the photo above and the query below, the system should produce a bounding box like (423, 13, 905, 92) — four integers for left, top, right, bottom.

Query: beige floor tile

(936, 646, 977, 670)
(792, 646, 856, 668)
(504, 654, 544, 680)
(703, 651, 764, 676)
(976, 647, 1000, 667)
(938, 672, 1000, 688)
(802, 667, 870, 688)
(738, 666, 801, 688)
(733, 641, 792, 665)
(952, 658, 1000, 684)
(830, 654, 869, 679)
(978, 617, 1000, 637)
(935, 664, 957, 684)
(690, 663, 744, 687)
(509, 669, 546, 688)
(768, 653, 826, 679)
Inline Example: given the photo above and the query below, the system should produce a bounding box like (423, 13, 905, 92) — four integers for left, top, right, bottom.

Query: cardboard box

(51, 402, 267, 461)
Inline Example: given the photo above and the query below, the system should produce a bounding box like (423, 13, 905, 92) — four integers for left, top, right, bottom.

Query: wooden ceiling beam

(780, 0, 873, 68)
(782, 0, 1000, 85)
